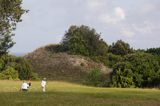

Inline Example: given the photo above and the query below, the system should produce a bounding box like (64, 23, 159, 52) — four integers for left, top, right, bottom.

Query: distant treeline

(1, 20, 160, 87)
(146, 48, 160, 56)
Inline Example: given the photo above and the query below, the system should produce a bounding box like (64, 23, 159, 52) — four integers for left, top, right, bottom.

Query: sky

(10, 0, 160, 54)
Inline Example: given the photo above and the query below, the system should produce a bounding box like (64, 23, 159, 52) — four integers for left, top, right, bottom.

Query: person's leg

(42, 86, 45, 92)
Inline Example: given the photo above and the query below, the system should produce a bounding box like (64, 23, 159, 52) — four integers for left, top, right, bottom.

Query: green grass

(0, 80, 160, 106)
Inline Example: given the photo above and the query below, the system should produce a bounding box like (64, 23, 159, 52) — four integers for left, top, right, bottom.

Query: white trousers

(42, 86, 46, 92)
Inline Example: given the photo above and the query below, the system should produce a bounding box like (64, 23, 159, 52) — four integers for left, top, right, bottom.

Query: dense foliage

(0, 66, 19, 80)
(0, 55, 34, 80)
(0, 0, 27, 54)
(59, 25, 160, 88)
(109, 40, 134, 55)
(111, 52, 160, 88)
(146, 47, 160, 56)
(61, 25, 108, 57)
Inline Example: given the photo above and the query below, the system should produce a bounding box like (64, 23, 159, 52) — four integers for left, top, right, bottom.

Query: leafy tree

(111, 52, 160, 88)
(111, 62, 135, 88)
(0, 66, 19, 80)
(151, 69, 160, 87)
(146, 47, 160, 56)
(14, 57, 32, 80)
(125, 53, 160, 87)
(61, 25, 108, 56)
(0, 55, 33, 80)
(0, 0, 27, 54)
(107, 53, 123, 67)
(109, 40, 133, 55)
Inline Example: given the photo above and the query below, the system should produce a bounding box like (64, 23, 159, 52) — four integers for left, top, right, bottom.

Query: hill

(25, 44, 111, 83)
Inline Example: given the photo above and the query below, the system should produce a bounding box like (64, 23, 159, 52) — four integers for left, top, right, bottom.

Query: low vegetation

(0, 80, 160, 106)
(0, 55, 38, 80)
(25, 47, 111, 84)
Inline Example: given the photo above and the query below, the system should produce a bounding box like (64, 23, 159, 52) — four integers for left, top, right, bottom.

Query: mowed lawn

(0, 80, 160, 106)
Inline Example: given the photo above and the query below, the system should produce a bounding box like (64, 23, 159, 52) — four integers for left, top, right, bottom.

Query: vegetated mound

(25, 44, 112, 83)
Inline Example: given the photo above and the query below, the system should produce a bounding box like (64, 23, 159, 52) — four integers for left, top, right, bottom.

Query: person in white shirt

(41, 78, 46, 92)
(21, 81, 29, 91)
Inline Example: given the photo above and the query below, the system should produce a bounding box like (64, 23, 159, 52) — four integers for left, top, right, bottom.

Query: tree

(124, 52, 160, 87)
(0, 66, 19, 80)
(61, 25, 108, 56)
(109, 40, 133, 55)
(107, 53, 122, 67)
(111, 52, 160, 88)
(0, 55, 33, 80)
(111, 62, 135, 88)
(0, 0, 27, 54)
(146, 47, 160, 56)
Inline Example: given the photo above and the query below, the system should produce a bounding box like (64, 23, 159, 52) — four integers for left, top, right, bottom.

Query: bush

(0, 66, 19, 80)
(86, 68, 110, 87)
(87, 69, 101, 86)
(111, 62, 135, 88)
(107, 53, 122, 67)
(0, 55, 39, 80)
(14, 57, 32, 80)
(110, 52, 160, 88)
(30, 72, 40, 80)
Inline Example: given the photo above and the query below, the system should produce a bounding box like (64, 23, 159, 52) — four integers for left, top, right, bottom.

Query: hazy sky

(10, 0, 160, 53)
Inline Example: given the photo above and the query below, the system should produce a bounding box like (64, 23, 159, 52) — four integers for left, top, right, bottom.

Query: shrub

(86, 68, 111, 87)
(110, 52, 160, 88)
(30, 72, 40, 80)
(0, 66, 19, 80)
(0, 55, 38, 80)
(14, 57, 32, 80)
(86, 69, 102, 86)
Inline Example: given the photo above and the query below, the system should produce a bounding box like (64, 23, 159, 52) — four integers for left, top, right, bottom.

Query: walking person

(41, 78, 46, 92)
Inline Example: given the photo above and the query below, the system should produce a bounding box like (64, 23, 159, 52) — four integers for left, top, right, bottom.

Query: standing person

(21, 81, 29, 91)
(28, 78, 32, 87)
(41, 78, 46, 92)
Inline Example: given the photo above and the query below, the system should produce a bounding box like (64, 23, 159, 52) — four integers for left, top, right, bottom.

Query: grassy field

(0, 80, 160, 106)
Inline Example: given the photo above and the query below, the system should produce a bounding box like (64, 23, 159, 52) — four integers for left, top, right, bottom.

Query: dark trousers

(22, 89, 28, 91)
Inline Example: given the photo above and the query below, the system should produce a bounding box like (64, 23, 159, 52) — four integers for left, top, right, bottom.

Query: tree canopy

(146, 47, 160, 56)
(111, 52, 160, 88)
(0, 0, 27, 54)
(61, 25, 108, 56)
(109, 40, 134, 55)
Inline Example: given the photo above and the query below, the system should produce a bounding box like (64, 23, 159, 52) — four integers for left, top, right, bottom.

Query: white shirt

(41, 80, 46, 87)
(21, 82, 29, 90)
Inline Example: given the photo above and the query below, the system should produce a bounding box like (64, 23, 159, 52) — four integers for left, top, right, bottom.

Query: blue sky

(10, 0, 160, 53)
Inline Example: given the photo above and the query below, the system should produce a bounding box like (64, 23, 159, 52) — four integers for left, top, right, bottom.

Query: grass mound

(25, 45, 111, 83)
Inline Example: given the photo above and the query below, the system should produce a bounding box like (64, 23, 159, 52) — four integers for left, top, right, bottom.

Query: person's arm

(27, 84, 29, 88)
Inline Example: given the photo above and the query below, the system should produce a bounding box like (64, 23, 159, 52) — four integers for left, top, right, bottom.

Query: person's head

(29, 77, 32, 81)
